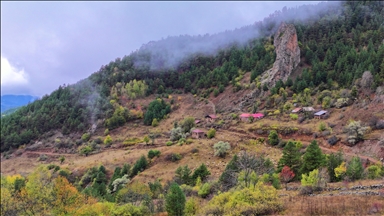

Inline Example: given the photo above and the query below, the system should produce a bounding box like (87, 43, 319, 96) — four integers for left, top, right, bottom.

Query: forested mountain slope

(1, 1, 383, 152)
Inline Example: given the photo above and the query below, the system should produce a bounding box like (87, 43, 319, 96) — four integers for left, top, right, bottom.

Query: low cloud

(1, 56, 29, 86)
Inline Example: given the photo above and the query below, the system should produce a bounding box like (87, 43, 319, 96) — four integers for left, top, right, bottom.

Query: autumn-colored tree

(280, 166, 295, 189)
(51, 176, 88, 215)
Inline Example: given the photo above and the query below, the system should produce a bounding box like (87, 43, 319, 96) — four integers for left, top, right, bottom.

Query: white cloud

(1, 56, 28, 86)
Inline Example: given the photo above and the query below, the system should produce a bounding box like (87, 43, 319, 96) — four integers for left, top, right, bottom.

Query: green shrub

(166, 153, 182, 162)
(81, 133, 91, 142)
(58, 169, 69, 178)
(79, 145, 92, 156)
(318, 122, 327, 132)
(152, 118, 159, 127)
(268, 130, 279, 146)
(213, 141, 231, 158)
(186, 139, 193, 144)
(184, 197, 198, 216)
(366, 165, 383, 179)
(198, 183, 211, 198)
(104, 135, 113, 145)
(166, 141, 174, 146)
(207, 128, 216, 139)
(201, 183, 283, 215)
(148, 150, 161, 159)
(289, 113, 298, 120)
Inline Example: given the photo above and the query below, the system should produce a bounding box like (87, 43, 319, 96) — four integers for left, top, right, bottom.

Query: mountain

(1, 1, 384, 215)
(1, 95, 39, 114)
(1, 1, 383, 152)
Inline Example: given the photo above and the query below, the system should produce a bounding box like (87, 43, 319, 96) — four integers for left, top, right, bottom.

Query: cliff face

(232, 22, 300, 111)
(261, 22, 300, 87)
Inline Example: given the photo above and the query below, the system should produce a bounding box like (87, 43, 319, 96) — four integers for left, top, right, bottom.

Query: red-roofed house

(291, 107, 302, 113)
(240, 113, 264, 122)
(205, 114, 217, 123)
(192, 129, 205, 139)
(240, 113, 252, 121)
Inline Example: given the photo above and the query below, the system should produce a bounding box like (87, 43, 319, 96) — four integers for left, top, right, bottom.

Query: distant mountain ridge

(1, 95, 39, 113)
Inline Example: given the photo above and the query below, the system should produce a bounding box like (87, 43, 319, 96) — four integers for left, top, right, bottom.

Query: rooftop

(314, 110, 327, 116)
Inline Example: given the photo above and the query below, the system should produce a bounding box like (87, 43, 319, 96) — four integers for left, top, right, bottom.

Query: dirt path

(22, 151, 75, 157)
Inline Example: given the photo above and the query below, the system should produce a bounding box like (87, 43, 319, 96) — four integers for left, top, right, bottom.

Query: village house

(291, 107, 302, 113)
(239, 113, 264, 122)
(314, 110, 328, 119)
(195, 119, 201, 125)
(302, 107, 315, 112)
(191, 129, 205, 139)
(205, 114, 217, 123)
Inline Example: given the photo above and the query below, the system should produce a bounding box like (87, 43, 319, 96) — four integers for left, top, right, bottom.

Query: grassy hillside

(1, 1, 384, 215)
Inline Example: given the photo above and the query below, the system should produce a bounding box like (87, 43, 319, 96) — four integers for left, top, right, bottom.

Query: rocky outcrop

(261, 22, 300, 87)
(234, 22, 300, 111)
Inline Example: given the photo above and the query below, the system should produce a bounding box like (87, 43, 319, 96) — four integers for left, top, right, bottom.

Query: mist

(132, 1, 342, 71)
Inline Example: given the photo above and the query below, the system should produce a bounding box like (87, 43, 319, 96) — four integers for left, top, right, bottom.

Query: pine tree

(165, 183, 186, 216)
(300, 140, 326, 175)
(192, 163, 211, 183)
(277, 141, 302, 178)
(219, 154, 239, 191)
(346, 156, 364, 181)
(268, 130, 279, 146)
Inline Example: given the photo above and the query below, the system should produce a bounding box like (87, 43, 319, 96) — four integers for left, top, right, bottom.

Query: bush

(201, 183, 283, 215)
(170, 127, 186, 142)
(366, 165, 383, 179)
(81, 133, 91, 142)
(166, 141, 173, 146)
(268, 130, 279, 146)
(213, 141, 231, 158)
(345, 121, 369, 145)
(38, 154, 48, 161)
(184, 197, 198, 216)
(148, 150, 161, 159)
(104, 135, 113, 146)
(104, 129, 109, 136)
(152, 118, 159, 127)
(327, 136, 338, 146)
(180, 117, 196, 133)
(166, 153, 182, 162)
(290, 113, 298, 120)
(207, 128, 216, 139)
(198, 183, 211, 198)
(318, 122, 327, 132)
(78, 145, 92, 156)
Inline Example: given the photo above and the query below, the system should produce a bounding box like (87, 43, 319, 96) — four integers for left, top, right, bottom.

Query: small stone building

(314, 110, 327, 119)
(191, 129, 205, 139)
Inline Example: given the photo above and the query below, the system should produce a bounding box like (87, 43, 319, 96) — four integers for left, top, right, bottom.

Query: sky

(1, 1, 322, 97)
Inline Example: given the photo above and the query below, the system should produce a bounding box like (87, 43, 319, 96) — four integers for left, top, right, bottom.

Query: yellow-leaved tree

(200, 182, 283, 215)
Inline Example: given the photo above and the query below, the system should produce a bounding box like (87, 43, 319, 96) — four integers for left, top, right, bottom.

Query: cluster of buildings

(292, 107, 328, 119)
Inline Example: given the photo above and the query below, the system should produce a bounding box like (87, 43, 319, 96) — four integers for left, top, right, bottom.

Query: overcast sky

(1, 1, 321, 97)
